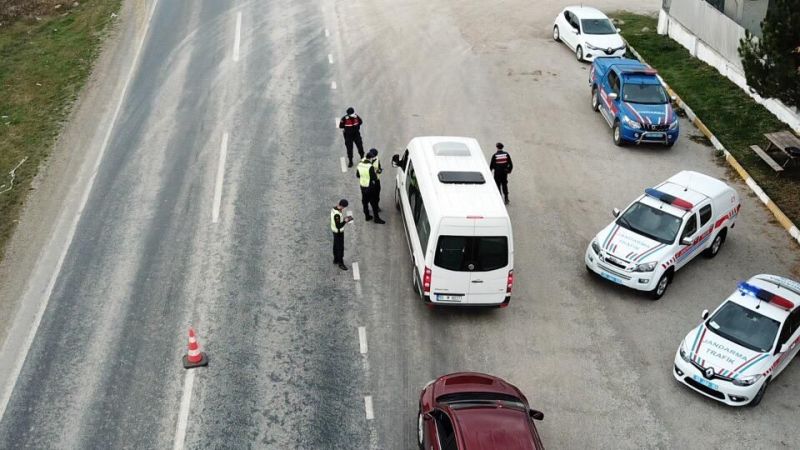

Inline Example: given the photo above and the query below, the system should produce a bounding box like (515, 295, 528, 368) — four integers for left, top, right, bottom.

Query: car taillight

(423, 266, 431, 294)
(506, 270, 514, 294)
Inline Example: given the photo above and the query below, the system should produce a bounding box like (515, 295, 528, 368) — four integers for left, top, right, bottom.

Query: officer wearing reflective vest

(338, 107, 364, 167)
(355, 154, 385, 224)
(489, 142, 513, 205)
(331, 199, 353, 271)
(368, 148, 383, 212)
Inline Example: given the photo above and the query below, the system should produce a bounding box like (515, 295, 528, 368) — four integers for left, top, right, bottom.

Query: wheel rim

(577, 47, 582, 60)
(614, 126, 620, 143)
(712, 236, 721, 254)
(592, 92, 598, 109)
(553, 27, 559, 40)
(657, 276, 668, 295)
(418, 413, 424, 444)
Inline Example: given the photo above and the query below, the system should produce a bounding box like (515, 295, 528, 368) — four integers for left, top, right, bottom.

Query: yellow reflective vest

(331, 208, 344, 233)
(357, 160, 372, 188)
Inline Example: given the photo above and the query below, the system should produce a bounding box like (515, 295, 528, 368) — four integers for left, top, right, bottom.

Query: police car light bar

(644, 188, 694, 210)
(737, 282, 795, 310)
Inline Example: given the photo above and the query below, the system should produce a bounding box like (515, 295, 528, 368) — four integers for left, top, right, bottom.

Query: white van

(390, 137, 514, 307)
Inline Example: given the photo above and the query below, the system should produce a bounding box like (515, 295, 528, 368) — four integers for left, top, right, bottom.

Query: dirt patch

(0, 0, 79, 24)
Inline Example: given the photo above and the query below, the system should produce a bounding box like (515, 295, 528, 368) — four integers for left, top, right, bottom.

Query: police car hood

(620, 101, 675, 126)
(596, 222, 668, 264)
(682, 325, 769, 379)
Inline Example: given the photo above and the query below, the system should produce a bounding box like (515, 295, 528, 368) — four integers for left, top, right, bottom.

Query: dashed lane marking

(328, 53, 334, 64)
(364, 395, 374, 420)
(324, 28, 330, 37)
(340, 157, 347, 173)
(212, 132, 229, 223)
(331, 81, 337, 90)
(358, 326, 368, 354)
(173, 369, 196, 450)
(233, 12, 242, 62)
(352, 262, 360, 281)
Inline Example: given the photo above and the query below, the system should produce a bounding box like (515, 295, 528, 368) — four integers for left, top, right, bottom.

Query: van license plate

(691, 375, 719, 391)
(600, 272, 623, 285)
(437, 294, 462, 302)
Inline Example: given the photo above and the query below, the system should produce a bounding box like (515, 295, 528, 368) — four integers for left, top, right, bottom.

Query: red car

(418, 372, 545, 450)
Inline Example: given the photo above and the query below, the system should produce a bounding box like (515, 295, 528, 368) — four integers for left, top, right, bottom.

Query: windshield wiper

(617, 215, 633, 230)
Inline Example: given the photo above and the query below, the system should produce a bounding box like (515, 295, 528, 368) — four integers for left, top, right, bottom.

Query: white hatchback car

(674, 275, 800, 406)
(553, 6, 626, 62)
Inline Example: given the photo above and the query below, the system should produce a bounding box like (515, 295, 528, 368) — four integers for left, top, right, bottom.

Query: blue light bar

(644, 188, 694, 210)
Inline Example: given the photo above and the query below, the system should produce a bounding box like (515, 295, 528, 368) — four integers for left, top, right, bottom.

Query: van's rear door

(468, 218, 511, 305)
(431, 221, 473, 304)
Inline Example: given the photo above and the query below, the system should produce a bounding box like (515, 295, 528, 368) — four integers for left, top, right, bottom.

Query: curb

(624, 41, 800, 247)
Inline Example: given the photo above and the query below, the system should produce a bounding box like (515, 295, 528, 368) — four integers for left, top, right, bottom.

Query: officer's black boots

(338, 263, 348, 270)
(374, 217, 385, 224)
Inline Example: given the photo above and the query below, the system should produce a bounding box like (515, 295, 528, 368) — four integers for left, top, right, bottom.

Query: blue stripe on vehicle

(635, 244, 665, 262)
(733, 354, 770, 379)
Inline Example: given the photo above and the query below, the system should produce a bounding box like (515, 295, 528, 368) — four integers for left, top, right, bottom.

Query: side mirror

(391, 154, 400, 167)
(573, 28, 580, 35)
(680, 236, 692, 246)
(529, 409, 544, 421)
(779, 343, 790, 354)
(670, 95, 677, 103)
(701, 309, 709, 320)
(616, 28, 622, 33)
(612, 208, 620, 218)
(423, 412, 433, 421)
(608, 92, 618, 101)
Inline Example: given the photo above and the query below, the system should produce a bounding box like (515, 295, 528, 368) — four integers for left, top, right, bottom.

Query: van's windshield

(434, 236, 508, 272)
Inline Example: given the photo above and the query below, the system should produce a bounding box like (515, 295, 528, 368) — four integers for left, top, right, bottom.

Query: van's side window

(699, 204, 712, 226)
(405, 161, 431, 251)
(416, 203, 431, 253)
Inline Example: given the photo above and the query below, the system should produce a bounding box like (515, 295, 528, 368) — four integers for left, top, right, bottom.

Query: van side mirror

(608, 92, 618, 101)
(391, 154, 400, 168)
(529, 409, 544, 421)
(680, 236, 692, 246)
(612, 208, 620, 218)
(701, 309, 709, 320)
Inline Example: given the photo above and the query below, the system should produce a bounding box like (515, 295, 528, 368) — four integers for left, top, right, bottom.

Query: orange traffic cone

(183, 327, 208, 369)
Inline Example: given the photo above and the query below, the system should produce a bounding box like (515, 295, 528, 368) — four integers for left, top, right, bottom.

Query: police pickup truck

(589, 57, 679, 147)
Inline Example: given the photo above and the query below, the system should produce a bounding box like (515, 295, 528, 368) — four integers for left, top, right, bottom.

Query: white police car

(674, 275, 800, 406)
(585, 171, 740, 299)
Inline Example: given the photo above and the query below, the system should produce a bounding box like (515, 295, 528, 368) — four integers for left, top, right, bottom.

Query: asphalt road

(1, 0, 799, 448)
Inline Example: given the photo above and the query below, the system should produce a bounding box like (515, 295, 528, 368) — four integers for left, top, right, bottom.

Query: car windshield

(706, 301, 780, 353)
(617, 202, 682, 244)
(434, 236, 508, 272)
(622, 83, 668, 104)
(581, 18, 616, 35)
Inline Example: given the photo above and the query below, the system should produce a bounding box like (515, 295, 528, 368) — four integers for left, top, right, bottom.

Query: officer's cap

(496, 142, 504, 149)
(338, 199, 349, 207)
(346, 107, 355, 114)
(367, 148, 378, 157)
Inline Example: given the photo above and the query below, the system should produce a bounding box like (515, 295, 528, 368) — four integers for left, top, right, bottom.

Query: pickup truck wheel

(591, 88, 600, 112)
(575, 45, 584, 61)
(613, 121, 624, 146)
(703, 232, 725, 258)
(649, 272, 670, 300)
(553, 25, 560, 42)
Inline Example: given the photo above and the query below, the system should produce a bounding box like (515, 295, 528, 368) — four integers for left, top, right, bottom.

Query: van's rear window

(434, 236, 508, 272)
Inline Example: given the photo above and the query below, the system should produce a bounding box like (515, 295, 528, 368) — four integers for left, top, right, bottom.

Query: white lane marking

(328, 53, 334, 64)
(331, 81, 337, 90)
(212, 132, 229, 223)
(0, 0, 162, 423)
(352, 262, 360, 281)
(364, 396, 374, 420)
(324, 28, 330, 37)
(358, 326, 368, 354)
(340, 157, 347, 173)
(173, 369, 196, 450)
(233, 12, 242, 62)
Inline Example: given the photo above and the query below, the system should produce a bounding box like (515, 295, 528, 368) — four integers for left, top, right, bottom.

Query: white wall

(657, 8, 800, 132)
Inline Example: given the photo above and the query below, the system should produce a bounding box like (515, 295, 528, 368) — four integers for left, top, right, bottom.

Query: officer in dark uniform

(331, 199, 353, 270)
(368, 148, 383, 212)
(356, 155, 385, 224)
(489, 142, 513, 204)
(338, 107, 364, 167)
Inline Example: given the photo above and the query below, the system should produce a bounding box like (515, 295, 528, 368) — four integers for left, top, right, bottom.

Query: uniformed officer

(331, 199, 353, 270)
(338, 107, 364, 167)
(489, 142, 513, 204)
(368, 148, 383, 212)
(356, 155, 385, 224)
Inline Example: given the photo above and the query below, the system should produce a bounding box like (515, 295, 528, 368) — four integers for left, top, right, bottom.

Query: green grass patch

(0, 0, 120, 257)
(613, 12, 800, 227)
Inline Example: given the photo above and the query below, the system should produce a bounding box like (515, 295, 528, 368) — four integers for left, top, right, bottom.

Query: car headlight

(622, 115, 641, 129)
(591, 239, 601, 255)
(586, 43, 602, 51)
(634, 261, 656, 272)
(678, 343, 691, 363)
(669, 119, 679, 130)
(732, 374, 762, 387)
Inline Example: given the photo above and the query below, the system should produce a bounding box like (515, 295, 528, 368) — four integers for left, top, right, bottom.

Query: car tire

(613, 121, 624, 146)
(417, 411, 424, 449)
(649, 271, 670, 300)
(576, 45, 584, 61)
(553, 25, 560, 42)
(749, 378, 769, 407)
(703, 232, 725, 258)
(395, 187, 401, 211)
(591, 87, 600, 112)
